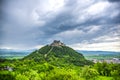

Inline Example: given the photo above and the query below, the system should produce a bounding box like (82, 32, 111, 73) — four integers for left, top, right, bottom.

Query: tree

(81, 66, 99, 80)
(111, 70, 120, 80)
(15, 74, 29, 80)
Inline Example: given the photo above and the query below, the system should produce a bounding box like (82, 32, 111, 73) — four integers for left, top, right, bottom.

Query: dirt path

(44, 46, 54, 58)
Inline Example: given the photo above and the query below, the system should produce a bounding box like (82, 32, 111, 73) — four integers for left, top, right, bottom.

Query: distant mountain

(23, 40, 93, 66)
(0, 49, 34, 59)
(77, 50, 120, 56)
(1, 47, 120, 60)
(76, 50, 120, 60)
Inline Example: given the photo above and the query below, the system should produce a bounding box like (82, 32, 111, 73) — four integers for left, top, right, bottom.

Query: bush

(111, 70, 120, 80)
(0, 71, 15, 80)
(15, 74, 29, 80)
(81, 66, 99, 80)
(46, 68, 82, 80)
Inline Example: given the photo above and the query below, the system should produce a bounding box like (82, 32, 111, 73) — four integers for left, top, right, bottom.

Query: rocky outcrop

(50, 40, 65, 46)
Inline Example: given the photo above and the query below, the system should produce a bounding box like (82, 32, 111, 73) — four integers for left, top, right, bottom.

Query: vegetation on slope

(23, 45, 93, 66)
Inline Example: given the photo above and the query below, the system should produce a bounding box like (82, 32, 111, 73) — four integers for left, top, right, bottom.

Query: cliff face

(50, 40, 65, 46)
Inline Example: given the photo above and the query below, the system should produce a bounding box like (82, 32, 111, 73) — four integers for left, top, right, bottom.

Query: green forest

(0, 45, 120, 80)
(0, 59, 120, 80)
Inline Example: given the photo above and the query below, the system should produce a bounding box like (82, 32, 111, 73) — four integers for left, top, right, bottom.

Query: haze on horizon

(0, 0, 120, 52)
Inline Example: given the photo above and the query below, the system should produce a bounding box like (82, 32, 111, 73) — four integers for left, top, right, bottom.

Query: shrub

(81, 66, 99, 80)
(111, 70, 120, 80)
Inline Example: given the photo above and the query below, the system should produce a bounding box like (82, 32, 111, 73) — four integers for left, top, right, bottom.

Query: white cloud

(48, 0, 65, 11)
(68, 25, 120, 52)
(69, 30, 120, 52)
(31, 9, 46, 26)
(84, 25, 102, 33)
(93, 35, 120, 42)
(69, 41, 120, 52)
(110, 10, 120, 19)
(86, 1, 110, 15)
(30, 0, 65, 26)
(35, 0, 65, 21)
(0, 45, 44, 50)
(3, 0, 65, 27)
(34, 45, 44, 49)
(1, 0, 120, 51)
(50, 25, 102, 42)
(76, 0, 120, 24)
(54, 29, 84, 39)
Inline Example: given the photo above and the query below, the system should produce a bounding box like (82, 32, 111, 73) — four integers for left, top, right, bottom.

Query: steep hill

(23, 40, 93, 66)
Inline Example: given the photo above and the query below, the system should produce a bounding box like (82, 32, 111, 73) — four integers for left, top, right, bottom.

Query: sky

(0, 0, 120, 51)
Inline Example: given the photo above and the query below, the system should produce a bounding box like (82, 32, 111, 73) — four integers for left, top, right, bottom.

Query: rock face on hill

(50, 40, 65, 46)
(23, 40, 93, 66)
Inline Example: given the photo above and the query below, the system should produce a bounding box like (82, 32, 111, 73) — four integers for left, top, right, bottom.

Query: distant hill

(0, 49, 33, 59)
(77, 50, 120, 56)
(77, 50, 120, 60)
(23, 40, 93, 66)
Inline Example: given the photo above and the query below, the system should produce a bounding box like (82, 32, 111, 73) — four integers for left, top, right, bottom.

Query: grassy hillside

(24, 45, 93, 66)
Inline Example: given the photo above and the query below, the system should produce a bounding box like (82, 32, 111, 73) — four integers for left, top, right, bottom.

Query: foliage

(0, 59, 119, 80)
(23, 45, 93, 66)
(96, 76, 113, 80)
(94, 62, 120, 80)
(81, 66, 99, 80)
(111, 70, 120, 80)
(46, 68, 81, 80)
(0, 71, 15, 80)
(0, 45, 119, 80)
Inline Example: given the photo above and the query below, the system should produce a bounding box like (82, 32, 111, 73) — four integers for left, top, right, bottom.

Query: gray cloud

(108, 0, 120, 2)
(0, 0, 120, 51)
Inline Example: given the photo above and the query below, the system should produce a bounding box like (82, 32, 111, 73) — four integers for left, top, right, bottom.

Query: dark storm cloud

(36, 0, 120, 44)
(40, 0, 120, 45)
(36, 0, 93, 37)
(0, 0, 45, 48)
(0, 0, 120, 50)
(41, 12, 75, 34)
(108, 0, 120, 2)
(0, 0, 6, 45)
